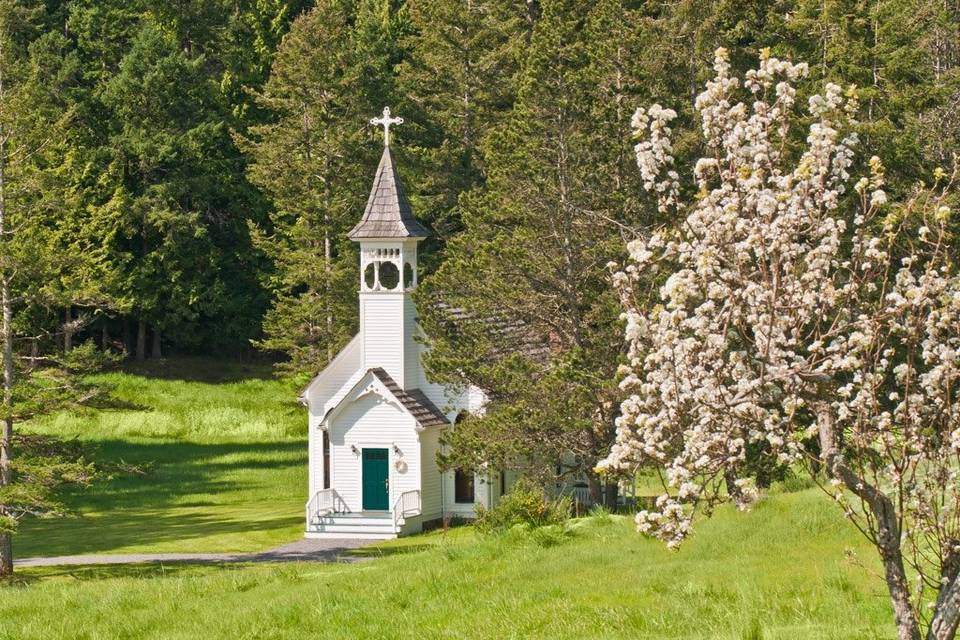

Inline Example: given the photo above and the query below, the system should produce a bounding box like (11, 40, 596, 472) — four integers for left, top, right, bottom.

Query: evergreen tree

(636, 0, 960, 191)
(398, 0, 531, 243)
(50, 0, 305, 359)
(0, 0, 114, 576)
(96, 20, 271, 359)
(243, 0, 409, 377)
(416, 0, 650, 502)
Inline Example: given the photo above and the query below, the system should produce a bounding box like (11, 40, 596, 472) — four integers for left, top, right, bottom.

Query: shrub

(475, 478, 570, 534)
(778, 473, 816, 494)
(587, 504, 613, 525)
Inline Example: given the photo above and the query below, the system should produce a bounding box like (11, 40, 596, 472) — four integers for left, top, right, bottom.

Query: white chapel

(299, 108, 500, 539)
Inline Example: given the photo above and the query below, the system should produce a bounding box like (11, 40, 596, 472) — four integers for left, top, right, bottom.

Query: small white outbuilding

(299, 109, 499, 539)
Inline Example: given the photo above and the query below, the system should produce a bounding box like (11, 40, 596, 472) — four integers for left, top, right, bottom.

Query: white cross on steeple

(370, 107, 403, 147)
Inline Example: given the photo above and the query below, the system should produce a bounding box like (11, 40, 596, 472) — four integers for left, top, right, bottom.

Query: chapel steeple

(352, 107, 426, 389)
(349, 107, 429, 241)
(347, 147, 430, 241)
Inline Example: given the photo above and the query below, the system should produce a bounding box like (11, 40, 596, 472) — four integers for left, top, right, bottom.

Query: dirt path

(14, 538, 370, 568)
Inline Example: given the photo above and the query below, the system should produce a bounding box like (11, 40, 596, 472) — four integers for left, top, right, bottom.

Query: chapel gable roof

(298, 333, 362, 403)
(369, 368, 449, 428)
(320, 367, 450, 429)
(348, 147, 430, 240)
(427, 300, 553, 363)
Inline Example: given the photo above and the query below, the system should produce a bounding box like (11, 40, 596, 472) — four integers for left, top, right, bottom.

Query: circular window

(404, 262, 414, 289)
(379, 261, 400, 290)
(364, 263, 376, 290)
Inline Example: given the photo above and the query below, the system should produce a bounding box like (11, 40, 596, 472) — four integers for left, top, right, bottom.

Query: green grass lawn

(4, 492, 894, 639)
(4, 357, 898, 639)
(17, 357, 308, 557)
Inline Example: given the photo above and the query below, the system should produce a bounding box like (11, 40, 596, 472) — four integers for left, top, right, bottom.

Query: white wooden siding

(304, 333, 361, 413)
(308, 412, 322, 498)
(329, 392, 421, 513)
(305, 334, 361, 501)
(304, 293, 491, 529)
(412, 328, 488, 422)
(442, 469, 487, 518)
(305, 333, 366, 420)
(318, 369, 365, 419)
(419, 426, 444, 520)
(360, 293, 406, 386)
(403, 296, 418, 392)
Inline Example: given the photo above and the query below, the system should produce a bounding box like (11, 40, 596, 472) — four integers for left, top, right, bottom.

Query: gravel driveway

(14, 538, 371, 568)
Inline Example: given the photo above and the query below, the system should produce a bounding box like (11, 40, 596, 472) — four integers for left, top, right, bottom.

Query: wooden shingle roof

(348, 147, 430, 240)
(369, 368, 449, 428)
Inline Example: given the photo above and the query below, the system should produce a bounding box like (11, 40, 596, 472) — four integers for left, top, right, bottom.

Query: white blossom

(605, 50, 960, 633)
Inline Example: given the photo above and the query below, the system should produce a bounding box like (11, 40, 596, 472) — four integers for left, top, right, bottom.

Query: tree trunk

(724, 469, 744, 503)
(63, 306, 72, 353)
(101, 323, 109, 351)
(0, 112, 14, 576)
(524, 0, 540, 42)
(151, 326, 161, 360)
(928, 545, 960, 639)
(0, 528, 10, 577)
(308, 121, 334, 366)
(586, 472, 602, 511)
(0, 278, 14, 577)
(324, 218, 332, 364)
(878, 537, 922, 640)
(816, 402, 921, 640)
(135, 318, 146, 362)
(603, 480, 618, 509)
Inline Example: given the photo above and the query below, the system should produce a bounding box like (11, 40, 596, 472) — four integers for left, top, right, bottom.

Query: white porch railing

(392, 490, 421, 529)
(305, 488, 347, 524)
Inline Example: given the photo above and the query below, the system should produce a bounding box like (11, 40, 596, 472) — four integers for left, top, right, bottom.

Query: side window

(322, 431, 331, 489)
(454, 469, 475, 504)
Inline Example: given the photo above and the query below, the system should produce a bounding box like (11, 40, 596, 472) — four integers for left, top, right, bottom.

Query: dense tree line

(0, 0, 311, 364)
(1, 0, 958, 500)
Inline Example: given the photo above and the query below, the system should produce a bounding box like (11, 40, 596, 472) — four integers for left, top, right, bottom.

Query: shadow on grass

(122, 357, 278, 384)
(15, 438, 306, 558)
(14, 562, 252, 583)
(1, 573, 41, 587)
(345, 544, 437, 559)
(83, 395, 153, 412)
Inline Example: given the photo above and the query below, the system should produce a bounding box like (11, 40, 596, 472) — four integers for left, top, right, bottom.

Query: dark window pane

(379, 261, 399, 289)
(364, 263, 376, 289)
(455, 469, 474, 504)
(322, 431, 330, 490)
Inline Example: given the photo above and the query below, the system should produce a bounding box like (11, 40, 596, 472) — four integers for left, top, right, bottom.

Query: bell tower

(349, 107, 428, 389)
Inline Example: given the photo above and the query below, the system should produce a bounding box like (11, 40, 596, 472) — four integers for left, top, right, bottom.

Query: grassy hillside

(5, 358, 897, 639)
(17, 358, 308, 557)
(5, 492, 894, 639)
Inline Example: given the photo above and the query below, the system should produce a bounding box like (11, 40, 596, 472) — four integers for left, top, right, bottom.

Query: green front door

(361, 448, 389, 511)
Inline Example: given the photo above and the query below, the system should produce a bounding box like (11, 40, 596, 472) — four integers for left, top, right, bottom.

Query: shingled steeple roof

(348, 146, 430, 240)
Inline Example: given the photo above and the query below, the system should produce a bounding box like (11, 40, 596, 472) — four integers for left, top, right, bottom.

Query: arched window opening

(364, 263, 376, 290)
(379, 261, 400, 290)
(403, 262, 415, 289)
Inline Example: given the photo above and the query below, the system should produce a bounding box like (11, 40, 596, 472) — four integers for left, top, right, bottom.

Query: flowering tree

(601, 48, 960, 640)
